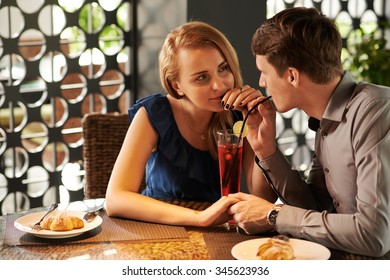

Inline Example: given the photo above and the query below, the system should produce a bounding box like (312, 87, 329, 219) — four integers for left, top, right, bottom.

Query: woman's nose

(212, 76, 225, 90)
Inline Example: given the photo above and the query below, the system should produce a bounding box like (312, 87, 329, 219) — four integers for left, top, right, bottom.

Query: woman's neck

(168, 96, 212, 150)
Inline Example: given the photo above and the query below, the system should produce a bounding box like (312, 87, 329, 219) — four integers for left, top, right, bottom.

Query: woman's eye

(196, 74, 208, 81)
(219, 64, 230, 72)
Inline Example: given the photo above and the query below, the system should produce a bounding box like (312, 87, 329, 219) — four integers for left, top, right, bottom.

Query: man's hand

(228, 192, 275, 234)
(245, 97, 277, 160)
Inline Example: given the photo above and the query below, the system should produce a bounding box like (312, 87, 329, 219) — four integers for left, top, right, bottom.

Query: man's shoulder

(352, 82, 390, 104)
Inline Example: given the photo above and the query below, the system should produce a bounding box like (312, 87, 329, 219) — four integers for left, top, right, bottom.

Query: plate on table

(231, 238, 331, 260)
(14, 211, 103, 239)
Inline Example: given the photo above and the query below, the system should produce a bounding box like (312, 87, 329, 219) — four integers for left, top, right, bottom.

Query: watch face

(269, 210, 278, 225)
(267, 205, 282, 228)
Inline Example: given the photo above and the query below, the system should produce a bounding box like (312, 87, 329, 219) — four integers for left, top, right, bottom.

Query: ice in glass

(217, 129, 243, 196)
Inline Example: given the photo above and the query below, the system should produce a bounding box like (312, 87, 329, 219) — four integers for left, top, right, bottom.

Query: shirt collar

(322, 71, 357, 123)
(308, 72, 357, 131)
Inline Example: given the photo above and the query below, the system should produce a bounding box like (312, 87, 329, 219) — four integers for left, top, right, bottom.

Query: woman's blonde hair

(158, 21, 243, 158)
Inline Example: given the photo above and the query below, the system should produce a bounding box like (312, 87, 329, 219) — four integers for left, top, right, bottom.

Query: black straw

(222, 96, 272, 189)
(237, 95, 272, 143)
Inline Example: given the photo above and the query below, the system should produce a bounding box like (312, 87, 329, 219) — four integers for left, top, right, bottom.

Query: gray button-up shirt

(259, 72, 390, 257)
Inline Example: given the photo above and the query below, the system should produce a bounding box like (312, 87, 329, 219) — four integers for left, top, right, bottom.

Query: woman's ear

(170, 80, 184, 96)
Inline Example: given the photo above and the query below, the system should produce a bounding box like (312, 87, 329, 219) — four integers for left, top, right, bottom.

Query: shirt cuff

(276, 204, 307, 238)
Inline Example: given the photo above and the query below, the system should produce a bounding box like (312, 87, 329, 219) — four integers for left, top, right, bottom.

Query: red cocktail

(218, 143, 243, 196)
(217, 129, 243, 230)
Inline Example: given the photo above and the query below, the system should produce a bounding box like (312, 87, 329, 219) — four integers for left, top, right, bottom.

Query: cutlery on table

(30, 203, 58, 230)
(83, 207, 105, 222)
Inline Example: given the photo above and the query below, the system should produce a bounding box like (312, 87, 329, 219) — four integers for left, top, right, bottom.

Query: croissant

(50, 212, 74, 231)
(256, 235, 295, 260)
(40, 211, 84, 231)
(40, 212, 56, 230)
(70, 216, 84, 229)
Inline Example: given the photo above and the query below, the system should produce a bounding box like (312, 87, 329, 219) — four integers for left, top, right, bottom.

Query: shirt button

(324, 167, 329, 173)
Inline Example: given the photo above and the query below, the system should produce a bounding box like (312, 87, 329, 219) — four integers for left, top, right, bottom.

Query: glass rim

(216, 129, 235, 135)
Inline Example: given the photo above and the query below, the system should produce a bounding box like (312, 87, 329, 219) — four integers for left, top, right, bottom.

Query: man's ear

(288, 67, 299, 86)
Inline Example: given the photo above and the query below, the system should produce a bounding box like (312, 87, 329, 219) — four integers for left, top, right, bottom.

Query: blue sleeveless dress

(129, 93, 223, 202)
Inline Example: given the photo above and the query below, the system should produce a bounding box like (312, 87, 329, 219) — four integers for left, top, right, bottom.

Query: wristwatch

(266, 204, 283, 230)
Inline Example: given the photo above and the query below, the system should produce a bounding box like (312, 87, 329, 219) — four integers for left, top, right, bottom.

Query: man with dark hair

(230, 7, 390, 257)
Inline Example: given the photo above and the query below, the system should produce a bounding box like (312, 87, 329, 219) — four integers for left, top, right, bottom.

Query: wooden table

(0, 199, 389, 260)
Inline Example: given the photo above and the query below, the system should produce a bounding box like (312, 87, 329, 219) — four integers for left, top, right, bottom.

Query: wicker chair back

(82, 112, 146, 199)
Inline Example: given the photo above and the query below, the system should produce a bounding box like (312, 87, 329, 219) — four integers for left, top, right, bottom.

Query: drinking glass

(217, 129, 243, 230)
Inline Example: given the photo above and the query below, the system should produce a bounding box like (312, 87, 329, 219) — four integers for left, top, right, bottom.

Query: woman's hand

(222, 86, 277, 159)
(196, 196, 240, 227)
(221, 85, 262, 112)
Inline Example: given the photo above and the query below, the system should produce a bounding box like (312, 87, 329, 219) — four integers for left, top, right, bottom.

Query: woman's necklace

(180, 100, 207, 141)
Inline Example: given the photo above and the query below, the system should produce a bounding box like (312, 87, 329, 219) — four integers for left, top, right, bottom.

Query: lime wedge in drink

(233, 120, 248, 137)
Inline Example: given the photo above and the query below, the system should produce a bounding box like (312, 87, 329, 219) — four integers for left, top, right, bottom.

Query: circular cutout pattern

(60, 26, 87, 59)
(0, 54, 26, 86)
(0, 6, 25, 39)
(19, 29, 47, 61)
(38, 5, 66, 36)
(21, 121, 49, 153)
(2, 147, 29, 178)
(79, 3, 105, 34)
(39, 51, 68, 83)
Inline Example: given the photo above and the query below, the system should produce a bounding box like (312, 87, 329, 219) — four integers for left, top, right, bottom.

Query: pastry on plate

(70, 215, 84, 229)
(256, 235, 295, 260)
(39, 212, 56, 230)
(50, 212, 74, 231)
(40, 211, 84, 231)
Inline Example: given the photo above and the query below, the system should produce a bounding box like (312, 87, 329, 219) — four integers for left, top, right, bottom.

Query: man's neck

(300, 75, 342, 120)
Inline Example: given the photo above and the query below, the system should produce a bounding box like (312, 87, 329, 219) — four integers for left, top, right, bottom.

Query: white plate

(14, 211, 103, 239)
(231, 238, 331, 260)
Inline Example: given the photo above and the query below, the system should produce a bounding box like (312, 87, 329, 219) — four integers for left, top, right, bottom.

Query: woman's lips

(210, 93, 226, 101)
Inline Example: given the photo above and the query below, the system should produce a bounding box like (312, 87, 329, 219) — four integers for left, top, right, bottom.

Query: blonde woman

(105, 21, 275, 227)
